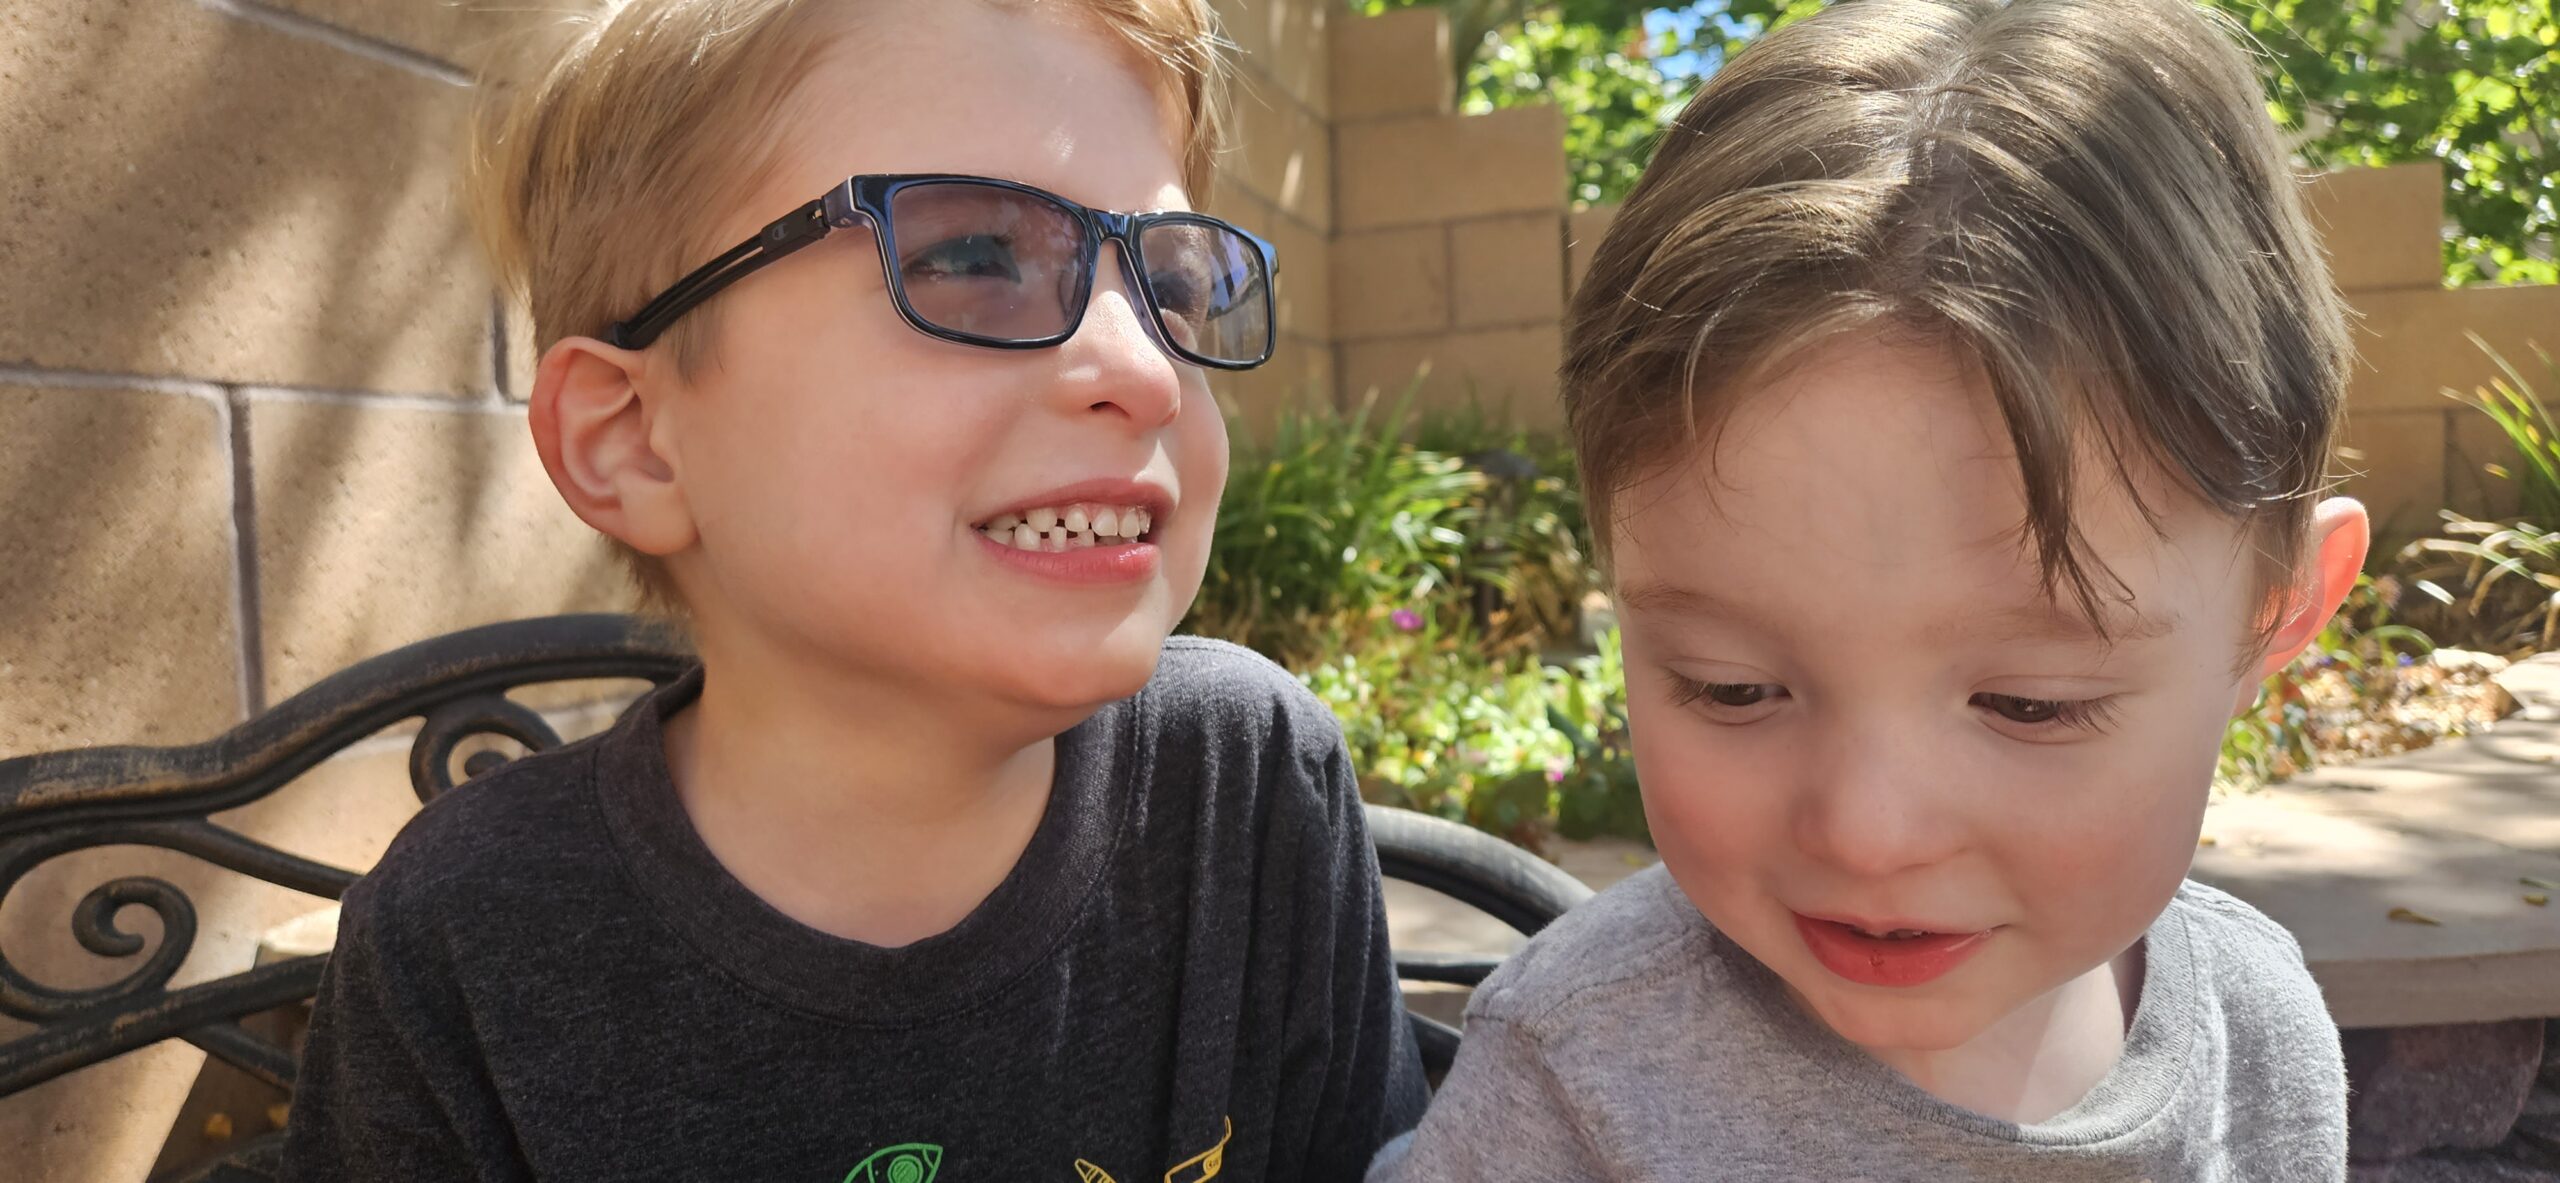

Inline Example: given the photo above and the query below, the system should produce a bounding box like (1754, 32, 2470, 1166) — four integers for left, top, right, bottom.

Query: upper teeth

(978, 503, 1152, 551)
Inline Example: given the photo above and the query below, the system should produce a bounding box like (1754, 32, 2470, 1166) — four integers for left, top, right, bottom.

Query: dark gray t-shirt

(281, 638, 1427, 1183)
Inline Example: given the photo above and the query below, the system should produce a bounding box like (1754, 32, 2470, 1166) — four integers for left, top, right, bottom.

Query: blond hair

(1564, 0, 2351, 636)
(464, 0, 1231, 613)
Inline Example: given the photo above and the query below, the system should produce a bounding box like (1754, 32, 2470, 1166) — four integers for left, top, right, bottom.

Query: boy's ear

(527, 336, 699, 559)
(2241, 497, 2372, 700)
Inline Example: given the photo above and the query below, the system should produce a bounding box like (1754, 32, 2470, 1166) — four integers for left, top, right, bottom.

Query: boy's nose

(1788, 730, 1967, 879)
(1043, 243, 1184, 430)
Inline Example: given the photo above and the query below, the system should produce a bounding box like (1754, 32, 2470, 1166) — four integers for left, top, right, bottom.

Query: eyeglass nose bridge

(1084, 209, 1187, 363)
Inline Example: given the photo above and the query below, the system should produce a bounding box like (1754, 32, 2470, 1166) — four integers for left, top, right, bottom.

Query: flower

(1545, 755, 1571, 783)
(1391, 608, 1424, 632)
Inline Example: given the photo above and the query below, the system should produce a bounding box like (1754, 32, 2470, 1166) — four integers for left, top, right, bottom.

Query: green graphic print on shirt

(844, 1117, 1230, 1183)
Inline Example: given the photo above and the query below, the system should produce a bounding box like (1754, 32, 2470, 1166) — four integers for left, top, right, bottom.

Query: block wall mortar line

(195, 0, 472, 87)
(0, 364, 228, 402)
(2441, 406, 2459, 515)
(488, 295, 512, 405)
(1228, 62, 1330, 143)
(222, 387, 269, 719)
(235, 387, 528, 416)
(1339, 316, 1565, 345)
(1342, 210, 1566, 234)
(1440, 208, 1573, 232)
(0, 366, 513, 411)
(1442, 222, 1458, 331)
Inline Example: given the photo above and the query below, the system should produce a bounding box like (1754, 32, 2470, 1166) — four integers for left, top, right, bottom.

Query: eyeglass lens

(884, 182, 1270, 365)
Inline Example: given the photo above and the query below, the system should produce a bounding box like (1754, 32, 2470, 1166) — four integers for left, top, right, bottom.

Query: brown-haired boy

(1373, 0, 2361, 1177)
(279, 2, 1426, 1179)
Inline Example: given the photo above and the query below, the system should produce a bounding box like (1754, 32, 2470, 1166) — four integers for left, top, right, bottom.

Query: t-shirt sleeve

(1362, 1014, 1607, 1183)
(279, 872, 531, 1183)
(1277, 740, 1431, 1181)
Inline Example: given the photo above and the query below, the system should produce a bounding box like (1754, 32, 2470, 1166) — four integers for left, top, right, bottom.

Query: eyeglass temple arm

(604, 197, 834, 350)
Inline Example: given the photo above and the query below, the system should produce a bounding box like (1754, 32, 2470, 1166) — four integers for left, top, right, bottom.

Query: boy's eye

(1666, 674, 1787, 717)
(903, 234, 1022, 283)
(1148, 267, 1209, 318)
(1971, 692, 2115, 732)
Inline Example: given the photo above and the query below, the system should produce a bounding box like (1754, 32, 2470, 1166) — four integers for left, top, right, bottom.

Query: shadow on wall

(0, 4, 627, 1181)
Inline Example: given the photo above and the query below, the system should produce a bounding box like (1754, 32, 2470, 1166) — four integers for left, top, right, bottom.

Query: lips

(1791, 912, 1996, 988)
(971, 477, 1172, 586)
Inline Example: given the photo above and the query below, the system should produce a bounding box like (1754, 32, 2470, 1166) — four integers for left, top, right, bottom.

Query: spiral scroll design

(0, 875, 195, 1021)
(0, 613, 695, 1100)
(409, 694, 570, 803)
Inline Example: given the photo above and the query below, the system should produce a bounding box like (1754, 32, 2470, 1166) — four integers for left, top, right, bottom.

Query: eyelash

(1663, 675, 2119, 733)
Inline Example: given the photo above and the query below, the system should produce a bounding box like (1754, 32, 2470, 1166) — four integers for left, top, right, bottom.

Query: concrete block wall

(0, 2, 627, 1179)
(2313, 164, 2560, 539)
(1328, 8, 1571, 430)
(1206, 0, 1338, 438)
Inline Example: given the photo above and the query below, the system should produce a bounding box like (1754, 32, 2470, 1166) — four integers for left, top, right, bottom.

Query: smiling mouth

(973, 501, 1155, 552)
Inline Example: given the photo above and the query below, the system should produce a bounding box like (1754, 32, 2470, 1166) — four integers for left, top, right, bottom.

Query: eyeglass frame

(603, 172, 1280, 371)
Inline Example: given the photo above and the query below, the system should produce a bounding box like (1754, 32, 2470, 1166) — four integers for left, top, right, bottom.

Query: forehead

(1612, 327, 2253, 645)
(751, 2, 1188, 220)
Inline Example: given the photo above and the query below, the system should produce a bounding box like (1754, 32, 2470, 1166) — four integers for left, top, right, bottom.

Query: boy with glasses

(279, 2, 1423, 1179)
(1373, 0, 2361, 1178)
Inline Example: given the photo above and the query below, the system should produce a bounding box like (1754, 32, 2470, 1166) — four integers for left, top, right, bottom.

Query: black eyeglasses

(606, 173, 1278, 370)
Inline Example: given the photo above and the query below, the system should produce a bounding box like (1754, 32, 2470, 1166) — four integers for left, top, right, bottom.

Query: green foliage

(2450, 337, 2560, 524)
(2402, 516, 2560, 652)
(2218, 573, 2434, 789)
(1187, 400, 1629, 845)
(1300, 620, 1645, 848)
(1353, 0, 2558, 280)
(1465, 16, 1694, 205)
(1189, 390, 1601, 667)
(2395, 339, 2560, 653)
(2204, 0, 2560, 285)
(1186, 389, 1489, 661)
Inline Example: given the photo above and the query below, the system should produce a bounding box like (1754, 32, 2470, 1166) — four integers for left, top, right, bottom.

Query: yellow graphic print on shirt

(1073, 1116, 1232, 1183)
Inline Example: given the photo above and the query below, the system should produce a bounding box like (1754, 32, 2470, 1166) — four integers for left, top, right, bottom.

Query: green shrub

(1191, 392, 1601, 667)
(2218, 573, 2434, 789)
(1298, 617, 1645, 850)
(2393, 339, 2560, 653)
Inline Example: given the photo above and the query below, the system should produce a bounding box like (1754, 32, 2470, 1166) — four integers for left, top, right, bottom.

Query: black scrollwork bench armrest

(0, 614, 1590, 1180)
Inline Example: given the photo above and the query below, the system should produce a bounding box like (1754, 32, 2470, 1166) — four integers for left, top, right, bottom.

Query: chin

(1797, 985, 1993, 1053)
(994, 629, 1167, 712)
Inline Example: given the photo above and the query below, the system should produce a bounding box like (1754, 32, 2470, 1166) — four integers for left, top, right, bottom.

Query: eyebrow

(1616, 582, 2178, 646)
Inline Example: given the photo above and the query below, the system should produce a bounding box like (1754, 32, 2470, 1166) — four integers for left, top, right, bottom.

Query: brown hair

(1563, 0, 2351, 635)
(463, 0, 1231, 613)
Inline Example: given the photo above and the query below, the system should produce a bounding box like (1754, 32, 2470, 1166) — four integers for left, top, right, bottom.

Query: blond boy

(1375, 0, 2362, 1177)
(280, 2, 1425, 1178)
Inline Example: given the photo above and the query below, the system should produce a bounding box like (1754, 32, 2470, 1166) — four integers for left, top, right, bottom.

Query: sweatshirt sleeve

(279, 872, 532, 1183)
(1282, 741, 1432, 1182)
(1364, 1013, 1609, 1183)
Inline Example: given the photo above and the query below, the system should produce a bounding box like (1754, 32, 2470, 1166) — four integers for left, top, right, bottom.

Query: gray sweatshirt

(1370, 865, 2346, 1182)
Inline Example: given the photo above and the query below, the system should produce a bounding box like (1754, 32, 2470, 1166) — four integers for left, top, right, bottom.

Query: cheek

(1627, 695, 1783, 889)
(1161, 383, 1228, 575)
(1998, 709, 2221, 936)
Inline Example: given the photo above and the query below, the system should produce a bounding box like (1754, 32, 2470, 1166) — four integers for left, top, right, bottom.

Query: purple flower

(1391, 608, 1423, 632)
(1545, 756, 1571, 783)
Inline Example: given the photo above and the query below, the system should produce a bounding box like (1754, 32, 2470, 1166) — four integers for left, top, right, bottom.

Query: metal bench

(0, 614, 1591, 1181)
